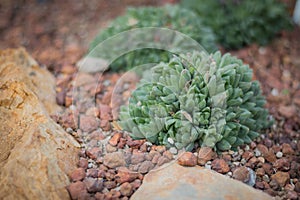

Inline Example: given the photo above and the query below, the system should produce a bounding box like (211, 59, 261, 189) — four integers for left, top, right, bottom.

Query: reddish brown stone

(257, 144, 268, 156)
(154, 146, 166, 153)
(79, 115, 99, 132)
(131, 151, 145, 165)
(255, 181, 265, 189)
(286, 191, 298, 200)
(70, 168, 86, 182)
(177, 152, 197, 167)
(138, 161, 155, 174)
(99, 104, 112, 120)
(163, 151, 174, 160)
(264, 151, 276, 163)
(83, 177, 103, 193)
(103, 152, 126, 169)
(233, 167, 250, 183)
(211, 159, 230, 174)
(115, 167, 140, 184)
(117, 138, 127, 149)
(271, 171, 290, 187)
(127, 139, 144, 149)
(104, 180, 117, 189)
(262, 163, 273, 175)
(86, 169, 98, 178)
(120, 182, 133, 197)
(86, 147, 102, 160)
(109, 132, 122, 146)
(282, 143, 294, 155)
(130, 179, 142, 190)
(100, 119, 110, 131)
(278, 105, 296, 118)
(78, 158, 88, 169)
(256, 168, 265, 176)
(151, 154, 161, 164)
(273, 158, 290, 171)
(95, 192, 105, 200)
(105, 190, 121, 199)
(242, 151, 254, 161)
(157, 156, 170, 166)
(197, 147, 215, 165)
(67, 181, 87, 200)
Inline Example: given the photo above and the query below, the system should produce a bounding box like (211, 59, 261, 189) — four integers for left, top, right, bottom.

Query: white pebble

(244, 145, 250, 151)
(227, 172, 233, 177)
(205, 163, 211, 170)
(167, 138, 174, 144)
(254, 149, 261, 157)
(66, 127, 73, 133)
(271, 88, 279, 96)
(276, 151, 283, 158)
(169, 147, 178, 155)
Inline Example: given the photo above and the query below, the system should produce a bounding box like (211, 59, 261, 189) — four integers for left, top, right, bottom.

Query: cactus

(119, 51, 272, 151)
(89, 5, 217, 71)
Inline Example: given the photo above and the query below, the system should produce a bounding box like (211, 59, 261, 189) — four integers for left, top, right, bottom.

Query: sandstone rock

(0, 48, 80, 199)
(177, 152, 197, 167)
(131, 163, 273, 200)
(103, 152, 126, 168)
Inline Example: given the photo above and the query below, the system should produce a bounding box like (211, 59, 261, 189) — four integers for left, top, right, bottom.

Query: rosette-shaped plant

(181, 0, 293, 49)
(119, 51, 272, 151)
(89, 5, 217, 71)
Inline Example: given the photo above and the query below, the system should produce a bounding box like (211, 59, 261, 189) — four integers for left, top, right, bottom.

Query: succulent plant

(119, 51, 272, 151)
(89, 5, 217, 71)
(181, 0, 293, 49)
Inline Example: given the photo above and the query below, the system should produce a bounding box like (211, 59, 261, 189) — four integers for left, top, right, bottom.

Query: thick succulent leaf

(119, 51, 272, 152)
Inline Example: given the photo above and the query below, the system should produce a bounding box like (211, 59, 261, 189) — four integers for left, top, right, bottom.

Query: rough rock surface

(0, 48, 80, 199)
(131, 162, 273, 200)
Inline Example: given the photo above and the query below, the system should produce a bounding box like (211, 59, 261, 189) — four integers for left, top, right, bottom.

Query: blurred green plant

(119, 51, 272, 151)
(181, 0, 293, 49)
(89, 5, 217, 71)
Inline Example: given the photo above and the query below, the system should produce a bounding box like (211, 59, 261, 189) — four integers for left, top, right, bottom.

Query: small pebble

(167, 138, 174, 144)
(66, 127, 73, 133)
(169, 147, 178, 155)
(254, 149, 261, 157)
(276, 151, 283, 158)
(204, 163, 211, 170)
(244, 145, 250, 151)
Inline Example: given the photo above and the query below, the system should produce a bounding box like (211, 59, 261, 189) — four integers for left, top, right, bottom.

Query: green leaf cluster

(119, 51, 272, 151)
(89, 5, 217, 71)
(181, 0, 293, 49)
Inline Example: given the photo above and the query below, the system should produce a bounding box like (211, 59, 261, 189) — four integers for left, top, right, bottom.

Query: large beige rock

(131, 162, 273, 200)
(0, 48, 80, 200)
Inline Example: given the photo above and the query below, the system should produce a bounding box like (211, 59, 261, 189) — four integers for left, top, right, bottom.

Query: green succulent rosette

(119, 51, 272, 151)
(89, 5, 217, 71)
(181, 0, 293, 49)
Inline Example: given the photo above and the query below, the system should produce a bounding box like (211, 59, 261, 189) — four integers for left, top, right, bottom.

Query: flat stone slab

(131, 162, 273, 200)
